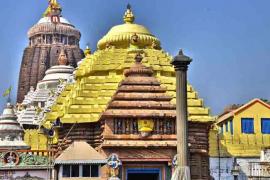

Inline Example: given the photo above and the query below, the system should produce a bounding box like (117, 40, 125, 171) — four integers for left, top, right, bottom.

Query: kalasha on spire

(43, 0, 62, 23)
(84, 45, 91, 57)
(123, 4, 135, 23)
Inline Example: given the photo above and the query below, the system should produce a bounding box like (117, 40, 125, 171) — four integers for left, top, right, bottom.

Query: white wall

(210, 157, 259, 180)
(0, 170, 47, 180)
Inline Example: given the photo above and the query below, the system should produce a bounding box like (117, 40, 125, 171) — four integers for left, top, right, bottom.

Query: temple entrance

(126, 168, 161, 180)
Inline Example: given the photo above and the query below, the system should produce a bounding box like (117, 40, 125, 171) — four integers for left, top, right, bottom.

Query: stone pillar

(171, 49, 192, 180)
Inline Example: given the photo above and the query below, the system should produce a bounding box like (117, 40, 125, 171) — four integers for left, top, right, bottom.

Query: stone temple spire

(17, 1, 84, 103)
(0, 103, 29, 149)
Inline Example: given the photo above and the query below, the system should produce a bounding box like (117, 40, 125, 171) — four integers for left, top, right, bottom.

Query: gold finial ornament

(123, 4, 135, 23)
(43, 0, 62, 17)
(97, 4, 160, 50)
(49, 0, 61, 10)
(84, 46, 91, 56)
(58, 49, 68, 65)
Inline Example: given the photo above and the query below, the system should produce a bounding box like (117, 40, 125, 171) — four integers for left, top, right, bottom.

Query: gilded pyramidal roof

(44, 5, 213, 124)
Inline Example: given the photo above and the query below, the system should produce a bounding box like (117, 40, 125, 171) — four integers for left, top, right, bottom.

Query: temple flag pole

(171, 49, 192, 180)
(2, 86, 12, 103)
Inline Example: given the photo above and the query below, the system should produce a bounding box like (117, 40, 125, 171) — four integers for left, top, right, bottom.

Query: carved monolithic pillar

(171, 49, 192, 180)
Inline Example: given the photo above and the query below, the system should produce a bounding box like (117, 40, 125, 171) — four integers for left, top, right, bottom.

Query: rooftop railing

(249, 162, 270, 178)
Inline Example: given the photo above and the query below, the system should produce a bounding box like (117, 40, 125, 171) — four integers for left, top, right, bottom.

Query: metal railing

(249, 162, 270, 178)
(219, 134, 270, 145)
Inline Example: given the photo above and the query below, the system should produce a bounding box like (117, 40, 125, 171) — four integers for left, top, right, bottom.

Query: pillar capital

(171, 49, 192, 71)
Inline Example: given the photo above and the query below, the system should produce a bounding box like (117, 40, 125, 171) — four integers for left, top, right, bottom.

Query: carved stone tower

(17, 0, 84, 103)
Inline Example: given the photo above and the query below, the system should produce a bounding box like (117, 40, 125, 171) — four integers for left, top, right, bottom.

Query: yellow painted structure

(24, 129, 59, 151)
(28, 6, 213, 150)
(24, 129, 48, 150)
(43, 0, 61, 17)
(209, 98, 270, 157)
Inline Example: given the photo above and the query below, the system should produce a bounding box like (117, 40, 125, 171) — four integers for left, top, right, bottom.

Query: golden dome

(97, 5, 160, 50)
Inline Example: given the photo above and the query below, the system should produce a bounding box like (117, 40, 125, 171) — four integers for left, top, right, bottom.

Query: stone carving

(14, 172, 45, 180)
(3, 151, 20, 166)
(172, 154, 178, 167)
(107, 154, 122, 180)
(20, 153, 48, 166)
(262, 149, 270, 162)
(0, 152, 49, 167)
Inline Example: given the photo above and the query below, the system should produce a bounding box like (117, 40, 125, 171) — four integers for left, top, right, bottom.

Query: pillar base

(171, 166, 190, 180)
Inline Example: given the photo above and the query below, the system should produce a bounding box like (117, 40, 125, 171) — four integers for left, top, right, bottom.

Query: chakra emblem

(3, 151, 20, 166)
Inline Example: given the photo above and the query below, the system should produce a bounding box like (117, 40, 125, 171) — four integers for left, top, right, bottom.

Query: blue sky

(0, 0, 270, 115)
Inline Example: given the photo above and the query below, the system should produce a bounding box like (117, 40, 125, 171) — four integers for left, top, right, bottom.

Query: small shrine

(0, 103, 50, 180)
(0, 103, 29, 150)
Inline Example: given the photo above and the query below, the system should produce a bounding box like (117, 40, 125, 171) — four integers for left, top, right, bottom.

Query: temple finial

(123, 4, 135, 24)
(84, 45, 91, 56)
(43, 0, 62, 18)
(178, 49, 184, 55)
(127, 3, 131, 10)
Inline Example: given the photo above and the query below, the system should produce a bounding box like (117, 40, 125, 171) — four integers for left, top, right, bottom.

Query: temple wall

(17, 45, 83, 103)
(210, 157, 259, 180)
(0, 170, 48, 180)
(24, 129, 58, 150)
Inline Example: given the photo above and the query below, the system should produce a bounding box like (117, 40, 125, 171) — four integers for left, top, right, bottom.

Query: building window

(261, 118, 270, 134)
(225, 122, 229, 132)
(62, 165, 70, 177)
(80, 165, 99, 177)
(241, 118, 254, 134)
(71, 165, 79, 177)
(83, 165, 90, 177)
(62, 165, 80, 177)
(230, 120, 233, 134)
(91, 165, 99, 177)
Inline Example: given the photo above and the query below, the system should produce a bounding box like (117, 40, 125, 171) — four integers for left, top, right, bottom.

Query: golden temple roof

(97, 5, 160, 50)
(43, 5, 213, 125)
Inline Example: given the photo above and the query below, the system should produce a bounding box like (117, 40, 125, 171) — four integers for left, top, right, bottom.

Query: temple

(4, 1, 221, 180)
(40, 5, 213, 180)
(17, 49, 75, 128)
(17, 0, 84, 103)
(1, 0, 269, 179)
(0, 103, 29, 150)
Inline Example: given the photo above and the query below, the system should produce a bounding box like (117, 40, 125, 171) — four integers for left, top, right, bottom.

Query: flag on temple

(2, 86, 12, 97)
